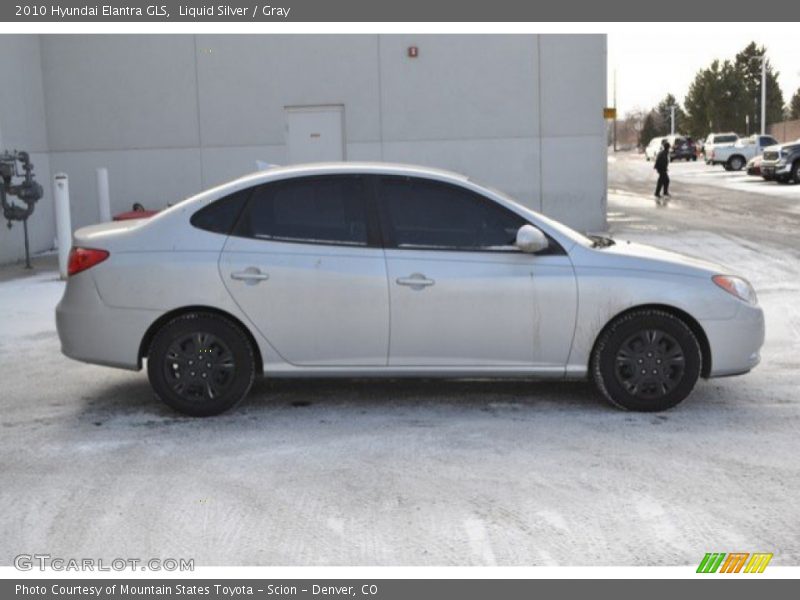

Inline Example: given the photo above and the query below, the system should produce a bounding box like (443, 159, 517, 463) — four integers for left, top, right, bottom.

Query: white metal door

(286, 106, 345, 164)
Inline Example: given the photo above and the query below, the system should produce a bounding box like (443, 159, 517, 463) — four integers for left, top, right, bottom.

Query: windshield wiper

(589, 235, 616, 248)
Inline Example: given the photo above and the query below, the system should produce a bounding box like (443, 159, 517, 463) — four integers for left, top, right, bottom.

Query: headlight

(712, 275, 758, 305)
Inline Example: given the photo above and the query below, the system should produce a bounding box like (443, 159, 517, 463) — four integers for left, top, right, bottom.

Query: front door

(376, 176, 576, 368)
(220, 175, 388, 366)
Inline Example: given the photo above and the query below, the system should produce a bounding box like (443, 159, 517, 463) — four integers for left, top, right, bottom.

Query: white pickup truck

(711, 134, 779, 171)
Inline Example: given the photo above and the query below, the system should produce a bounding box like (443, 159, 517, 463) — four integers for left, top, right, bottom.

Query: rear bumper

(700, 302, 765, 378)
(56, 272, 159, 370)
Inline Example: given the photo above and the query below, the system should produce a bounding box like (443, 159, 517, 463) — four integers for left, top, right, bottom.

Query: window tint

(379, 177, 527, 250)
(234, 176, 369, 246)
(190, 188, 250, 235)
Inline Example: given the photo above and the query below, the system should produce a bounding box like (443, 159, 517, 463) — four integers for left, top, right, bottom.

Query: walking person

(654, 139, 671, 206)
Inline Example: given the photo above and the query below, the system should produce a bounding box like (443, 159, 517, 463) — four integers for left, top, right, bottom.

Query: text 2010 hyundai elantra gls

(56, 163, 764, 416)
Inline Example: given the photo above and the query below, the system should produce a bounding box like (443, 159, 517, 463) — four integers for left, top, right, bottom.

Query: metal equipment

(1, 150, 44, 268)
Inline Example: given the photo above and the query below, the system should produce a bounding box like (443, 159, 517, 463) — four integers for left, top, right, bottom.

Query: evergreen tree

(639, 111, 660, 147)
(655, 94, 687, 135)
(683, 42, 786, 136)
(734, 42, 785, 132)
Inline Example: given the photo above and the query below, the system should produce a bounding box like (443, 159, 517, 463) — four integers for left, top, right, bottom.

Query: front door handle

(231, 268, 269, 284)
(396, 273, 435, 289)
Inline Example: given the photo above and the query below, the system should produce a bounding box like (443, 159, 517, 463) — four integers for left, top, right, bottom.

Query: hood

(574, 239, 729, 279)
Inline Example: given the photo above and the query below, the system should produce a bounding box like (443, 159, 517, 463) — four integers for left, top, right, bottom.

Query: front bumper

(700, 302, 765, 377)
(761, 161, 792, 178)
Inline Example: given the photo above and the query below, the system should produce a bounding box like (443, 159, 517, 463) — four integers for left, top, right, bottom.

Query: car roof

(222, 162, 470, 190)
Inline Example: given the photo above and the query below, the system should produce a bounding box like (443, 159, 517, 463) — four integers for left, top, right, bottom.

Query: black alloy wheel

(592, 309, 702, 411)
(147, 312, 255, 416)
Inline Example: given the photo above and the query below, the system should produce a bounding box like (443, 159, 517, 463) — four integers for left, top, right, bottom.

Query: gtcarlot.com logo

(14, 554, 194, 572)
(697, 552, 773, 573)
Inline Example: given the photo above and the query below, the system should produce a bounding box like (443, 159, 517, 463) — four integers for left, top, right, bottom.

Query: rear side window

(234, 175, 370, 246)
(378, 176, 527, 251)
(716, 135, 737, 144)
(190, 189, 250, 235)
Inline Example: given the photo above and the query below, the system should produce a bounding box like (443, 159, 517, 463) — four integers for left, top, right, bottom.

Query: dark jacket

(654, 148, 669, 173)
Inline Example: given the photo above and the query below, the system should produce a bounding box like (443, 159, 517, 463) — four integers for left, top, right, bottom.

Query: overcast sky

(608, 32, 800, 117)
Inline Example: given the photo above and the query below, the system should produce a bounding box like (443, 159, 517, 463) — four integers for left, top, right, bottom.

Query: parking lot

(1, 155, 799, 566)
(614, 149, 799, 200)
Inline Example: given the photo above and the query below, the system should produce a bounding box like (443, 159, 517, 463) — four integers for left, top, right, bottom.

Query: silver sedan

(56, 163, 764, 416)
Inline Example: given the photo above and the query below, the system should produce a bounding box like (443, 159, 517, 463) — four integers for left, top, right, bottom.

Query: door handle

(396, 273, 435, 289)
(231, 268, 269, 284)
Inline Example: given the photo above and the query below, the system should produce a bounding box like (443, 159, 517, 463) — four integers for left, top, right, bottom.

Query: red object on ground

(113, 209, 159, 221)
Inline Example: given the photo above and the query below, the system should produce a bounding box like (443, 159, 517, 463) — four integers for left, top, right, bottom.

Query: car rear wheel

(728, 156, 745, 171)
(592, 309, 702, 412)
(147, 312, 256, 416)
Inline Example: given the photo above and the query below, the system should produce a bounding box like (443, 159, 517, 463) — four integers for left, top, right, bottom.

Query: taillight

(67, 247, 109, 276)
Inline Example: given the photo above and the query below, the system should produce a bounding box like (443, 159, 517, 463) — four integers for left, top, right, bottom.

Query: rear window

(190, 189, 250, 235)
(234, 175, 370, 246)
(715, 135, 737, 144)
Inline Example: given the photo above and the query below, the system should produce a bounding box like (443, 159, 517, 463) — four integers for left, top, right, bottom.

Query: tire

(793, 161, 800, 184)
(591, 309, 702, 412)
(147, 312, 256, 416)
(692, 155, 697, 161)
(728, 156, 745, 171)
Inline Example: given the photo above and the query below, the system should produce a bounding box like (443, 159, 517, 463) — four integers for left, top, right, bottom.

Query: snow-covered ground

(1, 185, 799, 567)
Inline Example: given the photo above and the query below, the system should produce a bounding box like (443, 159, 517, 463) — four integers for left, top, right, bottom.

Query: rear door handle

(396, 273, 435, 289)
(231, 268, 269, 284)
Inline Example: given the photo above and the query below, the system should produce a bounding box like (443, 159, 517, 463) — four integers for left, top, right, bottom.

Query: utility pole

(760, 55, 766, 135)
(670, 105, 676, 135)
(613, 69, 617, 152)
(751, 54, 767, 135)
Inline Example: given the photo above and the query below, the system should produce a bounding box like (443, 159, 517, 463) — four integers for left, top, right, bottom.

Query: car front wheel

(147, 312, 256, 416)
(592, 309, 702, 411)
(793, 161, 800, 184)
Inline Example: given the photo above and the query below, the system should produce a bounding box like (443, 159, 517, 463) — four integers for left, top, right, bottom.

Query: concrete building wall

(0, 34, 607, 265)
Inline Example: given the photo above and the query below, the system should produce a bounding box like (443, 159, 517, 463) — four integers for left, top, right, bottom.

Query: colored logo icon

(697, 552, 773, 573)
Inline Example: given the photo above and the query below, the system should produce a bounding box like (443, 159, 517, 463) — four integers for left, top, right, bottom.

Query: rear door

(220, 175, 389, 366)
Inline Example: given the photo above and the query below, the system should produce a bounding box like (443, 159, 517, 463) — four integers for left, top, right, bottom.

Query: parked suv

(703, 132, 739, 163)
(665, 135, 697, 161)
(760, 139, 800, 183)
(711, 134, 779, 171)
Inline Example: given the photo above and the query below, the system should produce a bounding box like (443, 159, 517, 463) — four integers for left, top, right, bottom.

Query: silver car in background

(56, 163, 764, 416)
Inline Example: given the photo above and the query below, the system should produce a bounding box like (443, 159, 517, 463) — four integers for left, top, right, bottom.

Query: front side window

(234, 175, 370, 246)
(378, 176, 527, 251)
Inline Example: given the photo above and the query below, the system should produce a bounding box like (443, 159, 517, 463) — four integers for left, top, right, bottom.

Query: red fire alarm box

(408, 46, 418, 58)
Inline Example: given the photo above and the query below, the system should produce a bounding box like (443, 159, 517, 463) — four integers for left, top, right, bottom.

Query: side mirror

(515, 225, 548, 254)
